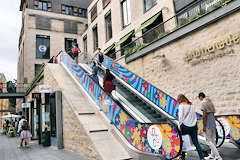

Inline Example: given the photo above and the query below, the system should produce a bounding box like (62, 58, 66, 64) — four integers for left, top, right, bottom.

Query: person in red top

(0, 83, 3, 93)
(103, 69, 115, 98)
(73, 43, 80, 65)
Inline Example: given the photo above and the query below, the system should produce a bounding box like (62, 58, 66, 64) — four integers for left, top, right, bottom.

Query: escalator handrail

(89, 53, 226, 147)
(57, 51, 183, 159)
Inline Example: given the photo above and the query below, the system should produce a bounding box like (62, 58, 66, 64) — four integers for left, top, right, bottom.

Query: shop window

(36, 35, 50, 59)
(121, 0, 131, 27)
(105, 10, 112, 42)
(92, 25, 98, 51)
(144, 0, 157, 12)
(83, 35, 87, 53)
(91, 4, 98, 22)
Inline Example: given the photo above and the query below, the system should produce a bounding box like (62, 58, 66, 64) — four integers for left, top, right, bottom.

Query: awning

(136, 12, 161, 33)
(116, 30, 135, 47)
(104, 43, 116, 54)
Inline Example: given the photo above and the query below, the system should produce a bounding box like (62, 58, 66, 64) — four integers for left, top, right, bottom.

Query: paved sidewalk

(0, 135, 87, 160)
(176, 142, 240, 160)
(1, 134, 239, 160)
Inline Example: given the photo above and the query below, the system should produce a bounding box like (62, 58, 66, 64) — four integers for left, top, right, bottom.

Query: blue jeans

(181, 123, 204, 159)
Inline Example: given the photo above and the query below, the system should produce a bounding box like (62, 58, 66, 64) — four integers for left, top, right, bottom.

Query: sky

(0, 2, 21, 81)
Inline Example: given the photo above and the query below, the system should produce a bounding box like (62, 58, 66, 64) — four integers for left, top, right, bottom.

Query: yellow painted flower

(119, 72, 123, 79)
(119, 110, 127, 125)
(131, 127, 141, 146)
(158, 124, 172, 147)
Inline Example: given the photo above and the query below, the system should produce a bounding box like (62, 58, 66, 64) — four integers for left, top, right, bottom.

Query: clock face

(147, 125, 163, 150)
(39, 45, 47, 52)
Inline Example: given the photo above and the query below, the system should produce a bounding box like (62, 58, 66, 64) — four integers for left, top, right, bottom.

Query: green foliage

(199, 8, 206, 16)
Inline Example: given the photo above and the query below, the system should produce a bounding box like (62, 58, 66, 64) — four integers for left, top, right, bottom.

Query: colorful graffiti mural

(101, 55, 227, 138)
(102, 55, 179, 118)
(216, 115, 240, 142)
(57, 52, 182, 159)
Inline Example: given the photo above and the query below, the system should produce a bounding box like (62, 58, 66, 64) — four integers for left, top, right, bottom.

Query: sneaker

(205, 155, 215, 159)
(215, 157, 223, 160)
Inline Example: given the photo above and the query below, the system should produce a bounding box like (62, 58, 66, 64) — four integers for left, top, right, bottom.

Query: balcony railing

(106, 0, 233, 60)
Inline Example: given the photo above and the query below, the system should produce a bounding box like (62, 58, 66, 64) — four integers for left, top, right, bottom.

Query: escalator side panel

(103, 55, 179, 118)
(216, 115, 240, 143)
(101, 55, 227, 147)
(57, 52, 182, 159)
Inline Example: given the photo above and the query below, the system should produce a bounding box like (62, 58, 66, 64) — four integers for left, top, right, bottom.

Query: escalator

(79, 53, 226, 150)
(57, 51, 183, 160)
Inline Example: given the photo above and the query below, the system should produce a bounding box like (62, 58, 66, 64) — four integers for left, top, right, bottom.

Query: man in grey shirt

(199, 92, 222, 160)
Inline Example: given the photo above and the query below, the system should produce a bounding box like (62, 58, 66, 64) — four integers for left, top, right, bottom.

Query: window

(102, 0, 111, 8)
(61, 5, 87, 18)
(35, 64, 42, 76)
(65, 6, 73, 15)
(34, 0, 51, 11)
(105, 11, 112, 41)
(92, 25, 98, 51)
(65, 38, 77, 53)
(91, 4, 98, 22)
(24, 77, 28, 84)
(142, 12, 164, 43)
(121, 0, 131, 27)
(79, 9, 87, 18)
(144, 0, 157, 11)
(120, 31, 135, 56)
(83, 35, 87, 53)
(105, 44, 116, 59)
(175, 0, 223, 25)
(36, 35, 50, 59)
(38, 1, 48, 11)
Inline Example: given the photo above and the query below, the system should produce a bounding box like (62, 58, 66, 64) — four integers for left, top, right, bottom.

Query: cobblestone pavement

(0, 135, 239, 160)
(0, 135, 87, 160)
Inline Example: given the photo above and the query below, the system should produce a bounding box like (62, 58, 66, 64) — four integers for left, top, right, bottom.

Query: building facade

(80, 0, 176, 59)
(81, 0, 240, 115)
(18, 0, 91, 86)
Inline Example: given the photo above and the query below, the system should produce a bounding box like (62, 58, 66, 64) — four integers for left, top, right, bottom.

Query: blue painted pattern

(57, 52, 182, 159)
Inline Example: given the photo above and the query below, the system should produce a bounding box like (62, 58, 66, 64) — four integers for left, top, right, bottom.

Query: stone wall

(43, 64, 101, 159)
(116, 11, 240, 115)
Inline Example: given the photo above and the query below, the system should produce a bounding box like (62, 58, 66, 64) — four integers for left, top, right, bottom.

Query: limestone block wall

(43, 65, 101, 160)
(116, 11, 240, 115)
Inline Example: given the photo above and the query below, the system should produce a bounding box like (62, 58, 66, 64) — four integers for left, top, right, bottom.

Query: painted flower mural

(57, 52, 182, 159)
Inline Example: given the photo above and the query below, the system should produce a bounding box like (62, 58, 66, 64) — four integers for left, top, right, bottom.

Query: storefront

(29, 92, 58, 146)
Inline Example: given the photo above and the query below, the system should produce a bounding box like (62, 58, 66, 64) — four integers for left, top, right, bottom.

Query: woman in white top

(177, 94, 205, 160)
